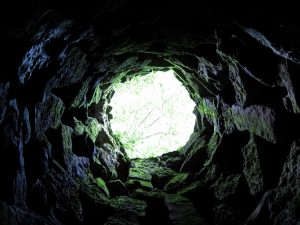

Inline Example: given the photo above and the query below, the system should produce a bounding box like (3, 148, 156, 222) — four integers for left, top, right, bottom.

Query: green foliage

(110, 70, 196, 159)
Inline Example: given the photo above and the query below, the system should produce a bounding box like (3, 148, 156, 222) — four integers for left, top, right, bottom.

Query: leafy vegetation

(110, 70, 196, 158)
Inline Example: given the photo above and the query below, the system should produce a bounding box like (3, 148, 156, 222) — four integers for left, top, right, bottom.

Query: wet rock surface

(1, 1, 300, 225)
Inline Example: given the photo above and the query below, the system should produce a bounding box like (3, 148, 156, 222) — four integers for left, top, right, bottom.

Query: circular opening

(109, 70, 196, 159)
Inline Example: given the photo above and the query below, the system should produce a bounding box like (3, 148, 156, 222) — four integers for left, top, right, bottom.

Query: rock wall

(0, 1, 299, 225)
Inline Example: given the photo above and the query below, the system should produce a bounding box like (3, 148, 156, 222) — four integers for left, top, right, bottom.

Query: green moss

(165, 173, 189, 192)
(231, 105, 276, 143)
(212, 174, 241, 200)
(126, 179, 153, 191)
(129, 166, 152, 181)
(85, 117, 101, 142)
(73, 117, 85, 135)
(197, 99, 217, 119)
(88, 85, 102, 107)
(73, 117, 102, 143)
(207, 132, 220, 152)
(178, 181, 204, 195)
(205, 132, 222, 165)
(71, 77, 92, 108)
(95, 177, 110, 197)
(110, 196, 147, 217)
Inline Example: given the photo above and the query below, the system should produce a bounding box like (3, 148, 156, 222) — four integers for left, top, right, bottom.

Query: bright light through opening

(110, 70, 196, 159)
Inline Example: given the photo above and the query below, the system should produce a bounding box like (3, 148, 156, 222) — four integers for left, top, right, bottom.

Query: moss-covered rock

(85, 117, 101, 143)
(211, 174, 242, 201)
(165, 173, 189, 193)
(35, 94, 65, 139)
(95, 177, 110, 197)
(242, 135, 264, 196)
(106, 180, 129, 197)
(111, 196, 147, 218)
(1, 2, 300, 225)
(165, 194, 209, 225)
(231, 105, 276, 143)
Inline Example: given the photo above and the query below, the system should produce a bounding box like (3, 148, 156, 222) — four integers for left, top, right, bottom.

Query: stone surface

(92, 145, 119, 180)
(95, 177, 110, 197)
(126, 179, 153, 192)
(228, 62, 247, 106)
(242, 135, 264, 196)
(246, 186, 300, 225)
(104, 212, 140, 225)
(231, 104, 276, 143)
(180, 146, 207, 173)
(278, 62, 300, 113)
(165, 156, 185, 172)
(128, 159, 154, 181)
(278, 139, 300, 187)
(0, 1, 300, 225)
(111, 196, 147, 218)
(211, 174, 242, 201)
(106, 179, 129, 197)
(0, 201, 57, 225)
(212, 203, 244, 225)
(35, 94, 65, 139)
(0, 82, 9, 124)
(56, 46, 89, 88)
(151, 167, 177, 190)
(164, 173, 189, 193)
(164, 195, 209, 225)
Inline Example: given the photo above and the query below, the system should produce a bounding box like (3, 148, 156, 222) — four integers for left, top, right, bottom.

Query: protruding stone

(151, 167, 177, 190)
(242, 136, 264, 196)
(278, 62, 300, 114)
(211, 174, 242, 201)
(92, 145, 119, 180)
(111, 196, 146, 218)
(107, 180, 129, 197)
(165, 195, 209, 225)
(212, 203, 244, 225)
(56, 46, 89, 88)
(231, 104, 276, 143)
(278, 139, 300, 186)
(95, 177, 110, 197)
(165, 173, 189, 193)
(0, 200, 55, 225)
(180, 147, 207, 173)
(35, 94, 65, 139)
(128, 159, 153, 181)
(104, 212, 140, 225)
(0, 82, 9, 124)
(228, 63, 247, 106)
(126, 179, 153, 192)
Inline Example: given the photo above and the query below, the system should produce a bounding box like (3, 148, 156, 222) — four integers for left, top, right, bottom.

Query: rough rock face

(0, 1, 300, 225)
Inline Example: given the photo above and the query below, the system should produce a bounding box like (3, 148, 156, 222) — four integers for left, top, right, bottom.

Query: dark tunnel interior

(0, 1, 299, 225)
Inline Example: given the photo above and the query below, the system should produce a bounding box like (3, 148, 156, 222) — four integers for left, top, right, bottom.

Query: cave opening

(0, 1, 299, 225)
(108, 70, 196, 159)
